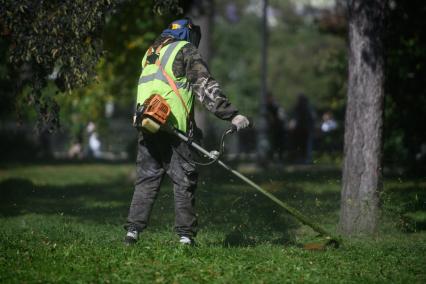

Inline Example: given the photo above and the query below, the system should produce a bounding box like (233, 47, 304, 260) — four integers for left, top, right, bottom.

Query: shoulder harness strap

(148, 39, 191, 117)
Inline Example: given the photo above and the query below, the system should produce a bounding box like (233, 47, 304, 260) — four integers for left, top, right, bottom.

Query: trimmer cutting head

(303, 236, 341, 250)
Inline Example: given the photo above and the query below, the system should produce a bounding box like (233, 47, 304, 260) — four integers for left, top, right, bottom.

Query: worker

(124, 18, 249, 246)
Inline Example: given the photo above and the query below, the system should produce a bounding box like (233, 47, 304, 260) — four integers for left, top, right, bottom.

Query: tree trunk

(339, 0, 386, 236)
(189, 0, 215, 140)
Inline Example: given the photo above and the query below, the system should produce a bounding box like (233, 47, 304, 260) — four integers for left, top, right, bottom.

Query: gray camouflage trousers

(125, 131, 198, 237)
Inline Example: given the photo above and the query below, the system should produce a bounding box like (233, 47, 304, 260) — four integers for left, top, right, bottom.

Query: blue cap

(161, 19, 191, 41)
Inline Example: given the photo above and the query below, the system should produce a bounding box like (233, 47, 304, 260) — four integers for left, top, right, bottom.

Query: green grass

(0, 163, 425, 283)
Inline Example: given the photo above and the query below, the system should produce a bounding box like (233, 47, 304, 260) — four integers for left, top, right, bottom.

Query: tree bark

(339, 0, 386, 236)
(189, 0, 215, 139)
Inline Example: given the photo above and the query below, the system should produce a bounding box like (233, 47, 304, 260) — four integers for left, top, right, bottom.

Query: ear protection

(186, 19, 201, 48)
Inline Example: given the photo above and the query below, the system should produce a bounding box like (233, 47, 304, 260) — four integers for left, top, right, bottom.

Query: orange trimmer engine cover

(143, 94, 171, 125)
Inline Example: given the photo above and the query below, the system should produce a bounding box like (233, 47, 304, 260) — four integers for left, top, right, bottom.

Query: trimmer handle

(228, 125, 237, 134)
(227, 117, 254, 134)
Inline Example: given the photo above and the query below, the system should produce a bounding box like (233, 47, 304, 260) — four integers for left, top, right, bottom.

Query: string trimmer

(135, 94, 341, 249)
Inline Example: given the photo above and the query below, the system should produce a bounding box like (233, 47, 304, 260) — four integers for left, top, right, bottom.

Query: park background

(1, 0, 425, 283)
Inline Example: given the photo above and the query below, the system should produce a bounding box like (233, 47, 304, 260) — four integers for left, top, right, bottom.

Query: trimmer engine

(134, 94, 171, 133)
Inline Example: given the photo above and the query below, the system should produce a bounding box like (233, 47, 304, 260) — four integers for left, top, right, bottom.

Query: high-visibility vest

(136, 40, 192, 132)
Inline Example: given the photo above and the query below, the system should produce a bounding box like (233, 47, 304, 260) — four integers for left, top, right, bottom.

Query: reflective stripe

(138, 41, 189, 86)
(160, 41, 184, 67)
(139, 72, 188, 89)
(138, 73, 156, 85)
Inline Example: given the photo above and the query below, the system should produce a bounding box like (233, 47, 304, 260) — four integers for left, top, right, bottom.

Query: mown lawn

(0, 162, 425, 283)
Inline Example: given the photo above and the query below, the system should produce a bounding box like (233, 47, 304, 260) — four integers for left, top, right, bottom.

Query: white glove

(231, 114, 250, 131)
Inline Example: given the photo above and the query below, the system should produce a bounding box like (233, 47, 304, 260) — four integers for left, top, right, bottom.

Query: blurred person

(319, 111, 339, 154)
(68, 125, 84, 159)
(266, 94, 287, 160)
(67, 141, 82, 159)
(124, 18, 249, 246)
(321, 111, 338, 133)
(86, 122, 101, 158)
(289, 94, 316, 164)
